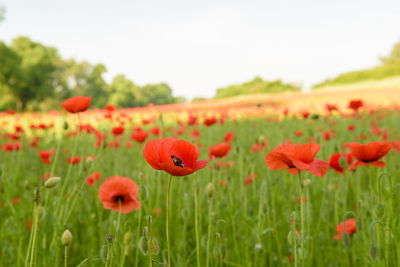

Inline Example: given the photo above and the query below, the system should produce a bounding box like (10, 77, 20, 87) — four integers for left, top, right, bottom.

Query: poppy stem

(166, 175, 173, 267)
(64, 246, 68, 267)
(194, 180, 201, 267)
(134, 203, 142, 267)
(298, 172, 305, 266)
(148, 216, 153, 267)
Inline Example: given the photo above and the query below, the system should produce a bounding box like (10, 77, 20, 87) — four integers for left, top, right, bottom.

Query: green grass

(0, 110, 399, 266)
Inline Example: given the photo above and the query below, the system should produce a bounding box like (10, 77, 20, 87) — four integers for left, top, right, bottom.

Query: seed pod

(44, 177, 61, 189)
(375, 204, 385, 218)
(150, 237, 160, 255)
(61, 229, 72, 246)
(369, 246, 378, 260)
(140, 185, 148, 201)
(342, 232, 351, 247)
(124, 232, 133, 245)
(206, 183, 215, 199)
(139, 236, 149, 255)
(287, 230, 300, 246)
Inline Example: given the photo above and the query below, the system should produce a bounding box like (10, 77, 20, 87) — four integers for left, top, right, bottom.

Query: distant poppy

(86, 171, 102, 186)
(112, 126, 125, 136)
(150, 127, 161, 136)
(347, 125, 355, 132)
(105, 104, 116, 112)
(67, 156, 81, 165)
(348, 141, 391, 170)
(265, 142, 329, 177)
(208, 143, 231, 160)
(244, 173, 258, 186)
(326, 104, 338, 112)
(98, 175, 140, 214)
(38, 150, 52, 165)
(188, 114, 198, 126)
(143, 138, 207, 176)
(295, 130, 303, 137)
(333, 218, 356, 239)
(223, 132, 235, 143)
(131, 130, 149, 143)
(348, 99, 363, 112)
(204, 117, 217, 127)
(61, 96, 91, 113)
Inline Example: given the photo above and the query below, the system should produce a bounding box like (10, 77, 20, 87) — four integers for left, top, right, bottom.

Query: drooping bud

(287, 230, 300, 246)
(342, 232, 351, 247)
(124, 232, 133, 245)
(61, 229, 72, 246)
(206, 183, 215, 199)
(150, 237, 160, 255)
(44, 177, 61, 189)
(140, 185, 148, 201)
(139, 236, 149, 255)
(375, 204, 385, 218)
(369, 246, 378, 260)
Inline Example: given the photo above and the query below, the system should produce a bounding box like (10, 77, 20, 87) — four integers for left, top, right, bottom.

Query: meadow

(0, 96, 399, 267)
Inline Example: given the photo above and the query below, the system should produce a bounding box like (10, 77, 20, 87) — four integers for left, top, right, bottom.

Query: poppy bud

(37, 206, 46, 221)
(140, 185, 148, 201)
(342, 232, 351, 247)
(375, 204, 385, 218)
(63, 121, 69, 130)
(124, 232, 133, 245)
(310, 114, 319, 120)
(150, 237, 160, 255)
(257, 136, 266, 145)
(206, 183, 215, 199)
(369, 246, 378, 260)
(61, 229, 72, 246)
(44, 177, 61, 189)
(142, 226, 149, 240)
(287, 230, 300, 246)
(303, 179, 312, 187)
(139, 236, 149, 255)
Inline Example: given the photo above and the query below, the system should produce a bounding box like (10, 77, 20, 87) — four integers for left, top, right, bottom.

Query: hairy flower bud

(44, 177, 61, 189)
(61, 229, 72, 246)
(206, 183, 215, 199)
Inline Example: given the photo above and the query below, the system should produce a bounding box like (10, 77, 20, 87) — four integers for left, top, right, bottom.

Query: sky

(1, 0, 400, 99)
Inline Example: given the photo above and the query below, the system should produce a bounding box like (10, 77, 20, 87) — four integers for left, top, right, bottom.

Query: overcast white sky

(1, 0, 400, 99)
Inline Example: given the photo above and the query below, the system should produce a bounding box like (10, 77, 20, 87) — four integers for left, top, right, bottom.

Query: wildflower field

(1, 95, 400, 267)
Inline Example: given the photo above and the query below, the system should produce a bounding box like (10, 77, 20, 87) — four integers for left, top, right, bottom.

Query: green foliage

(314, 40, 400, 89)
(108, 74, 140, 107)
(214, 76, 300, 99)
(0, 36, 181, 111)
(140, 83, 175, 106)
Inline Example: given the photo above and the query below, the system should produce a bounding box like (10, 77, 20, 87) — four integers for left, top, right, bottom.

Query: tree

(380, 40, 400, 65)
(108, 74, 140, 107)
(9, 36, 63, 110)
(139, 83, 175, 106)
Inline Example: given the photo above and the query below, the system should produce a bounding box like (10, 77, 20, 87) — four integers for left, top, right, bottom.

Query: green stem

(166, 175, 173, 267)
(293, 215, 298, 267)
(148, 216, 153, 267)
(194, 181, 201, 267)
(134, 205, 142, 267)
(298, 172, 305, 266)
(64, 246, 68, 267)
(206, 199, 213, 267)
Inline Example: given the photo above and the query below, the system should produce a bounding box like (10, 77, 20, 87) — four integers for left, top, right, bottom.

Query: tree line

(0, 36, 185, 111)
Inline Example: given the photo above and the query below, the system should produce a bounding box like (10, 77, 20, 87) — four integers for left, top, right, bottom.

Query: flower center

(171, 155, 184, 168)
(115, 195, 125, 203)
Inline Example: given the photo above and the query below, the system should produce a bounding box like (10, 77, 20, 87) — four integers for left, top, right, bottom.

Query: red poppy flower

(61, 96, 91, 113)
(295, 130, 303, 137)
(188, 114, 198, 126)
(208, 142, 231, 160)
(244, 173, 258, 186)
(98, 175, 140, 214)
(223, 132, 235, 143)
(143, 138, 207, 176)
(325, 104, 338, 112)
(67, 156, 81, 165)
(348, 99, 363, 112)
(204, 117, 217, 127)
(105, 104, 116, 112)
(348, 141, 391, 170)
(112, 126, 125, 136)
(333, 218, 356, 239)
(329, 153, 353, 174)
(86, 171, 102, 186)
(150, 127, 161, 136)
(131, 130, 149, 143)
(38, 150, 52, 165)
(265, 142, 329, 177)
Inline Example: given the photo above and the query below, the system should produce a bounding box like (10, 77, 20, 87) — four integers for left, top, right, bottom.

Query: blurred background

(0, 0, 400, 111)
